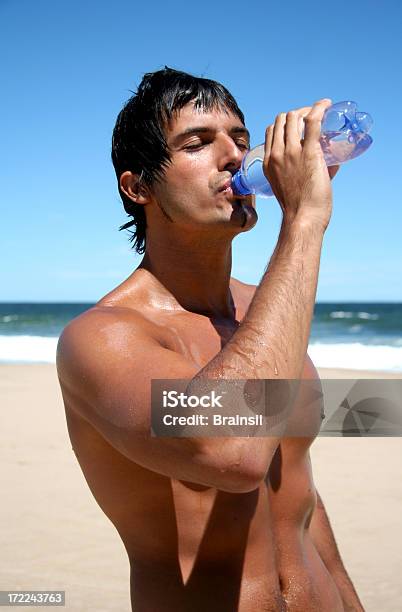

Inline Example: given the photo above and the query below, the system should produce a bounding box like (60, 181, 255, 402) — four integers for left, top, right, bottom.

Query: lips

(216, 177, 251, 204)
(217, 180, 235, 200)
(217, 178, 232, 193)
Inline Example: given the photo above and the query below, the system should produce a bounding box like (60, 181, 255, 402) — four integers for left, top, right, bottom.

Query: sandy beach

(1, 364, 401, 611)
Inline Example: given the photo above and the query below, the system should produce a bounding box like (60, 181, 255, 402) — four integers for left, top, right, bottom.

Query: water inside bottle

(320, 130, 373, 166)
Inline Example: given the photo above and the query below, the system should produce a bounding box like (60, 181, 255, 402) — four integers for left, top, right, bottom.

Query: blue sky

(1, 0, 401, 302)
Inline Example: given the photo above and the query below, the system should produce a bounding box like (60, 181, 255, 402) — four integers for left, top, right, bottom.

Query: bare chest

(156, 311, 324, 441)
(153, 310, 238, 368)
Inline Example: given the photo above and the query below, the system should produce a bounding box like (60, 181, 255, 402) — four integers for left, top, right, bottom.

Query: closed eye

(184, 143, 205, 151)
(184, 141, 249, 152)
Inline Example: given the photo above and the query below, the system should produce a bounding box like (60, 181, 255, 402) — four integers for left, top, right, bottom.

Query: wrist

(281, 199, 331, 234)
(280, 213, 327, 242)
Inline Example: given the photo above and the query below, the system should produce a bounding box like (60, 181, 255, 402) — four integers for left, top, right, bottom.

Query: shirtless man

(56, 68, 364, 611)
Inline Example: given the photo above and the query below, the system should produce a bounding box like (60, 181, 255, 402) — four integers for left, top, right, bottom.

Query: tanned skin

(57, 99, 364, 611)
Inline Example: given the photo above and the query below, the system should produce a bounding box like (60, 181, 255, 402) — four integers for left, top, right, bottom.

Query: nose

(217, 134, 244, 174)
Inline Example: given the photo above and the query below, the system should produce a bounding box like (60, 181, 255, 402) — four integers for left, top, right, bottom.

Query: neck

(138, 230, 236, 320)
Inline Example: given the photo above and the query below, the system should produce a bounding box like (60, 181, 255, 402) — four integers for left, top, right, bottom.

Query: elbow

(216, 472, 266, 494)
(196, 442, 270, 494)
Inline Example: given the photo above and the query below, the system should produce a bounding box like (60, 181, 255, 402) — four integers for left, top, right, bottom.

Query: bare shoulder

(57, 305, 157, 363)
(230, 277, 257, 313)
(58, 304, 160, 342)
(56, 303, 197, 424)
(56, 305, 175, 396)
(230, 276, 257, 295)
(303, 353, 320, 382)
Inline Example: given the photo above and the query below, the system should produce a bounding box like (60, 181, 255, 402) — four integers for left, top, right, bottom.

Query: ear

(119, 171, 151, 205)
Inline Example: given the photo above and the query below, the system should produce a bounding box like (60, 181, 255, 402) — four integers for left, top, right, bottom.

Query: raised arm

(57, 99, 336, 493)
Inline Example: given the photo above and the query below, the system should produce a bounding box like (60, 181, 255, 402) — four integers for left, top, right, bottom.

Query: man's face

(150, 102, 257, 234)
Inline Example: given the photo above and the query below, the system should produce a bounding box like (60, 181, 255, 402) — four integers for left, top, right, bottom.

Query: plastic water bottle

(232, 101, 373, 198)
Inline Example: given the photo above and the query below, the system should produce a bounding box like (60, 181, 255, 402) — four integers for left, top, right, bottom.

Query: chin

(230, 200, 258, 232)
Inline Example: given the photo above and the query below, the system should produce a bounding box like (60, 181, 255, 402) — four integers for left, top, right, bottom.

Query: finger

(268, 107, 311, 152)
(328, 164, 340, 180)
(286, 106, 312, 147)
(298, 115, 304, 142)
(304, 98, 332, 147)
(271, 112, 286, 156)
(293, 105, 312, 117)
(264, 124, 274, 159)
(284, 110, 302, 151)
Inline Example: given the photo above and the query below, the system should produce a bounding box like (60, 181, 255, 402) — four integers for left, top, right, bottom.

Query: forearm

(309, 493, 365, 611)
(198, 216, 324, 381)
(184, 217, 324, 486)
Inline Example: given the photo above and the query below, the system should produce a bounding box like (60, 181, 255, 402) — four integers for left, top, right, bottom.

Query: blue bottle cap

(232, 170, 253, 196)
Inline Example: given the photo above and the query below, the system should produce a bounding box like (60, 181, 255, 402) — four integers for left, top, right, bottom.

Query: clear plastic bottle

(232, 101, 373, 198)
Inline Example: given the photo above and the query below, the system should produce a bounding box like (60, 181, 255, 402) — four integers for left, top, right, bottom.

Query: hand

(263, 99, 338, 232)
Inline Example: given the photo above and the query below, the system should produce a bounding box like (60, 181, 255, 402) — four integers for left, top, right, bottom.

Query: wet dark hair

(111, 66, 245, 254)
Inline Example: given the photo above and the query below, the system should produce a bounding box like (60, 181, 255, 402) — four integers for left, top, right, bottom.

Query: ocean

(0, 302, 401, 371)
